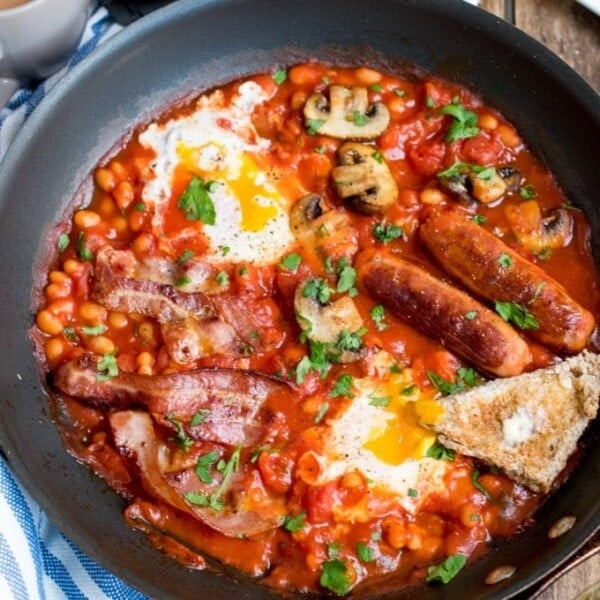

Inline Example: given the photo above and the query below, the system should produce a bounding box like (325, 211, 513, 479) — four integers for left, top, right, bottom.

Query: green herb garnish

(178, 176, 217, 224)
(426, 554, 467, 584)
(495, 300, 539, 330)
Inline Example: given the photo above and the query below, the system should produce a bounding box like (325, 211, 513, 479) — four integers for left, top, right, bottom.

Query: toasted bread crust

(421, 352, 600, 493)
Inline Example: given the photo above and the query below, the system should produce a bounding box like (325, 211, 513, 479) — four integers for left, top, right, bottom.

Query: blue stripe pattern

(0, 6, 150, 596)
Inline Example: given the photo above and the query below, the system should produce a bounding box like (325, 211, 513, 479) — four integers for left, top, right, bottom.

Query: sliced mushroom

(289, 193, 358, 263)
(506, 201, 573, 252)
(332, 142, 398, 215)
(304, 85, 390, 140)
(439, 164, 522, 204)
(294, 284, 364, 363)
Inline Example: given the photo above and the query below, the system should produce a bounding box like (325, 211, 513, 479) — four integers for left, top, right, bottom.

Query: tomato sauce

(33, 62, 600, 595)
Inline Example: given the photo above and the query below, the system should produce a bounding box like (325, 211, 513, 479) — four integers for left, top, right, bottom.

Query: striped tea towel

(0, 8, 147, 598)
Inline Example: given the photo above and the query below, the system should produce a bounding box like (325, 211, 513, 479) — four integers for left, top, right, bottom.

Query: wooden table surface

(477, 2, 599, 598)
(479, 0, 600, 93)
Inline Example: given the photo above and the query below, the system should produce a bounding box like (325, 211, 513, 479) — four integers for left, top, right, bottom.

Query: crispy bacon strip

(92, 247, 285, 362)
(110, 411, 284, 537)
(52, 356, 290, 446)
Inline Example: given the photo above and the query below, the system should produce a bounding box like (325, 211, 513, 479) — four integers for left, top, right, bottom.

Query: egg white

(316, 369, 449, 514)
(139, 80, 296, 266)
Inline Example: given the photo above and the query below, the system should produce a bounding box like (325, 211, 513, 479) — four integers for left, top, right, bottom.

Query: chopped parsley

(519, 184, 537, 199)
(314, 145, 327, 154)
(62, 327, 77, 342)
(302, 277, 333, 304)
(438, 161, 494, 180)
(272, 68, 287, 85)
(184, 445, 241, 511)
(562, 202, 581, 212)
(176, 249, 194, 264)
(471, 469, 494, 501)
(470, 214, 487, 225)
(465, 310, 478, 320)
(425, 96, 436, 109)
(370, 304, 387, 331)
(408, 487, 419, 497)
(306, 118, 325, 135)
(330, 373, 354, 398)
(195, 450, 219, 484)
(134, 202, 145, 211)
(497, 253, 512, 269)
(529, 281, 546, 305)
(320, 559, 351, 596)
(238, 265, 249, 276)
(314, 402, 330, 424)
(352, 111, 369, 127)
(81, 324, 107, 336)
(373, 222, 403, 244)
(426, 554, 467, 584)
(190, 409, 211, 426)
(426, 441, 456, 461)
(215, 271, 229, 287)
(178, 176, 217, 224)
(401, 384, 417, 396)
(371, 150, 383, 164)
(394, 88, 407, 97)
(96, 352, 118, 382)
(357, 541, 376, 562)
(495, 300, 539, 330)
(336, 258, 357, 296)
(280, 252, 302, 273)
(77, 232, 94, 261)
(440, 99, 480, 142)
(369, 82, 383, 92)
(57, 233, 69, 253)
(427, 367, 480, 396)
(221, 245, 230, 256)
(166, 413, 193, 453)
(336, 327, 367, 352)
(283, 511, 306, 532)
(174, 275, 192, 288)
(368, 394, 390, 407)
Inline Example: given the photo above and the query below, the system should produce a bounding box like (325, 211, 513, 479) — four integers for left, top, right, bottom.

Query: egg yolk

(363, 380, 440, 465)
(178, 143, 281, 232)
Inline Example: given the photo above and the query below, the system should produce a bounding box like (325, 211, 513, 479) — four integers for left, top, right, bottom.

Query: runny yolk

(364, 382, 441, 465)
(177, 144, 280, 232)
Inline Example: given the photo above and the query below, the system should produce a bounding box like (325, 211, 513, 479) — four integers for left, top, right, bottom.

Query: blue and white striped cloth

(0, 7, 147, 599)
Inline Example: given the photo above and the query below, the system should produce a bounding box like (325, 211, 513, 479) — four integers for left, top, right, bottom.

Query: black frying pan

(0, 1, 598, 598)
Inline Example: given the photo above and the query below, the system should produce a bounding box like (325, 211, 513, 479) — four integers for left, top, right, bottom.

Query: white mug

(0, 0, 91, 105)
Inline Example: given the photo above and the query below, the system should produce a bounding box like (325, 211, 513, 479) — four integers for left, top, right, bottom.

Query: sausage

(420, 211, 595, 353)
(358, 252, 531, 377)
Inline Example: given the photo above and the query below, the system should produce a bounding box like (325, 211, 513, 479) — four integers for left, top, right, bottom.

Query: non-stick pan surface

(0, 1, 598, 598)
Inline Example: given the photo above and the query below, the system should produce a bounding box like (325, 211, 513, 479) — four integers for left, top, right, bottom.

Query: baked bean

(86, 335, 115, 355)
(132, 233, 155, 255)
(128, 210, 145, 232)
(384, 517, 407, 549)
(47, 298, 75, 316)
(136, 351, 154, 367)
(48, 270, 71, 285)
(138, 364, 153, 376)
(108, 159, 129, 181)
(45, 283, 70, 302)
(95, 168, 116, 192)
(305, 552, 320, 572)
(44, 337, 65, 363)
(108, 311, 128, 329)
(112, 215, 129, 235)
(290, 90, 308, 111)
(63, 258, 83, 276)
(79, 301, 107, 322)
(419, 188, 448, 205)
(478, 113, 498, 130)
(355, 67, 382, 86)
(36, 309, 64, 335)
(113, 181, 135, 210)
(74, 210, 101, 229)
(288, 64, 322, 87)
(496, 123, 521, 148)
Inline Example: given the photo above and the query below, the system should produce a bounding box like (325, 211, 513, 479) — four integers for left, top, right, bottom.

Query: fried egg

(316, 366, 448, 514)
(139, 80, 297, 266)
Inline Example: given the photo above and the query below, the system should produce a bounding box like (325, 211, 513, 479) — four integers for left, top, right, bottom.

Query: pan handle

(100, 0, 176, 25)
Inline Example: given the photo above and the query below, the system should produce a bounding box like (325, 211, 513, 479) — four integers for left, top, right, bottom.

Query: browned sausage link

(420, 211, 595, 353)
(358, 253, 531, 377)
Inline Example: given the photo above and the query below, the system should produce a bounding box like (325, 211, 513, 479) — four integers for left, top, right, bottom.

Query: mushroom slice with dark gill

(51, 355, 291, 446)
(303, 85, 390, 139)
(294, 282, 364, 363)
(332, 142, 398, 215)
(438, 163, 522, 204)
(289, 193, 359, 263)
(505, 201, 573, 252)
